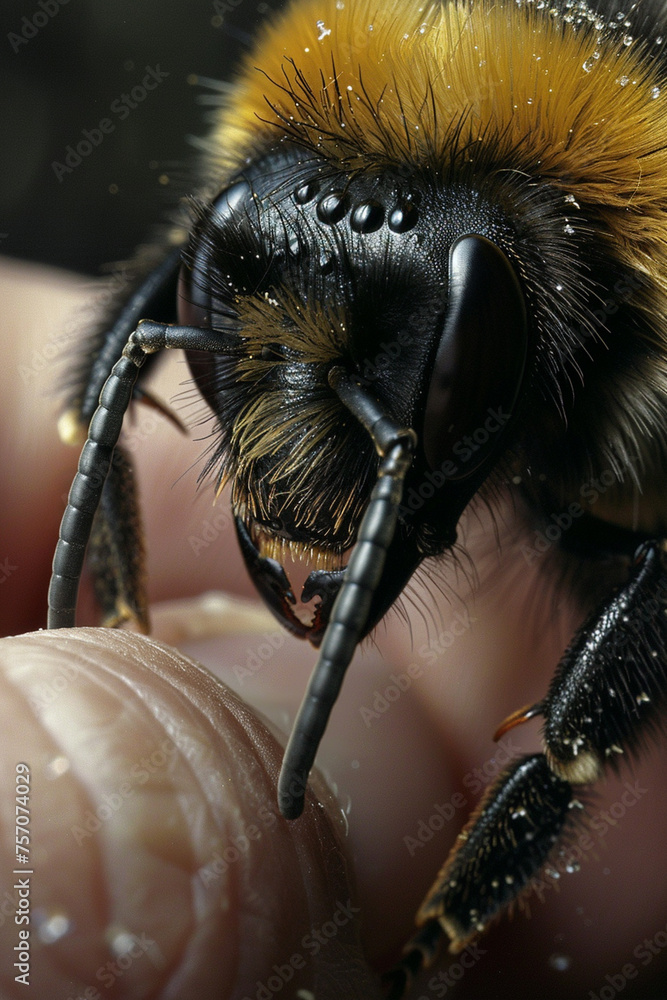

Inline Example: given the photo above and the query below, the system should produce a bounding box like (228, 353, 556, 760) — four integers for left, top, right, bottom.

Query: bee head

(178, 141, 529, 640)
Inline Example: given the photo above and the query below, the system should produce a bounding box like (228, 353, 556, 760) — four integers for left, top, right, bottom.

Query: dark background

(0, 0, 285, 275)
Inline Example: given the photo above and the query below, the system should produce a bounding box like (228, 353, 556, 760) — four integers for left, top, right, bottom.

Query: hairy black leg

(385, 541, 667, 995)
(48, 320, 240, 629)
(87, 444, 149, 631)
(55, 248, 184, 626)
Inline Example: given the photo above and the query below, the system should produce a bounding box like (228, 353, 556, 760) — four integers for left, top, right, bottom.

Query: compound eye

(423, 235, 528, 479)
(178, 179, 252, 328)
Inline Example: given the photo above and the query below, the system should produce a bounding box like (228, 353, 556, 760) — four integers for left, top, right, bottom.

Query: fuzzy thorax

(211, 0, 667, 244)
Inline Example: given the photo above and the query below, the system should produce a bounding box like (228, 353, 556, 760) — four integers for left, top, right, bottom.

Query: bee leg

(87, 444, 149, 631)
(384, 540, 667, 995)
(383, 753, 576, 996)
(56, 249, 192, 628)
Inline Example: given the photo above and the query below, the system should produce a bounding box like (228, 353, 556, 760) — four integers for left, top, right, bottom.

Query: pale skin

(1, 258, 666, 998)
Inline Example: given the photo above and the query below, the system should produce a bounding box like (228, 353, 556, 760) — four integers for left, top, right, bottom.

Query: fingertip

(0, 629, 380, 999)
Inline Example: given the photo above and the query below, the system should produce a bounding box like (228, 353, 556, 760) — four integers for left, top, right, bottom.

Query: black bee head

(178, 142, 528, 641)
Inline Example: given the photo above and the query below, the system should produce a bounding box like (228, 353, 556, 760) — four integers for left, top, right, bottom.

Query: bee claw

(234, 515, 312, 637)
(301, 568, 344, 646)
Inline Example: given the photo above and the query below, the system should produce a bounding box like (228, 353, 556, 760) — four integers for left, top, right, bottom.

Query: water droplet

(583, 58, 595, 72)
(316, 19, 331, 40)
(623, 34, 633, 45)
(549, 953, 571, 972)
(109, 928, 140, 957)
(651, 86, 661, 99)
(47, 755, 70, 778)
(565, 861, 581, 873)
(36, 911, 72, 944)
(564, 223, 575, 235)
(618, 75, 630, 86)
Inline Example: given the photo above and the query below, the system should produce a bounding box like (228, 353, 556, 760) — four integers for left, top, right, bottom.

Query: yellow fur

(211, 1, 667, 232)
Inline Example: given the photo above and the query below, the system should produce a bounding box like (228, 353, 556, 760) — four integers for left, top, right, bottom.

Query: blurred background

(0, 0, 286, 273)
(0, 0, 287, 637)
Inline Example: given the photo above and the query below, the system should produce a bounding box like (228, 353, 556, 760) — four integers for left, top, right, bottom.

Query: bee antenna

(277, 367, 416, 819)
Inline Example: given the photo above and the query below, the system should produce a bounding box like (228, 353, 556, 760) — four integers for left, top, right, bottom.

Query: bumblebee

(49, 0, 667, 992)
